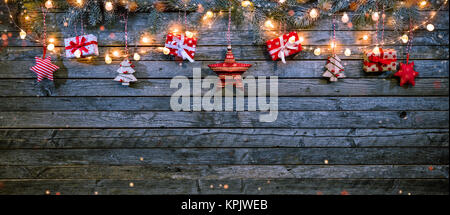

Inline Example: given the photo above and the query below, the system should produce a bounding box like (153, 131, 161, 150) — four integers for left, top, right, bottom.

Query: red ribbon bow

(365, 48, 396, 71)
(65, 36, 98, 56)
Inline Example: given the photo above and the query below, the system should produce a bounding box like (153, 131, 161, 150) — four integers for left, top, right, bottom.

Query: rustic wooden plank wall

(0, 4, 448, 195)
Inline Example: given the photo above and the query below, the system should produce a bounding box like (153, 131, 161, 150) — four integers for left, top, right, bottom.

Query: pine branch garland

(4, 0, 442, 44)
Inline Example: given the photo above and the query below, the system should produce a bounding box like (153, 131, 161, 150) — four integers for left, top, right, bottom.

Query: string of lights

(1, 0, 448, 59)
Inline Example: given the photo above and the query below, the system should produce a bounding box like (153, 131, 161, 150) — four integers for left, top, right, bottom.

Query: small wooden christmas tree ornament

(322, 16, 345, 82)
(112, 9, 137, 86)
(323, 54, 345, 82)
(114, 59, 137, 86)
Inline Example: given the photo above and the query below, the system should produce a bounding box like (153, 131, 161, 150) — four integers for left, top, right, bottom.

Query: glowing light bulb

(401, 34, 409, 43)
(341, 12, 349, 23)
(185, 31, 194, 38)
(264, 20, 274, 29)
(133, 53, 141, 61)
(45, 0, 53, 9)
(309, 9, 319, 19)
(49, 38, 55, 43)
(344, 48, 351, 56)
(373, 46, 380, 55)
(426, 23, 434, 31)
(330, 41, 337, 49)
(112, 50, 120, 57)
(76, 0, 83, 6)
(298, 36, 304, 43)
(206, 11, 213, 18)
(142, 36, 150, 43)
(241, 0, 251, 7)
(74, 49, 82, 58)
(25, 15, 30, 21)
(372, 12, 379, 21)
(314, 48, 321, 56)
(420, 0, 427, 7)
(105, 1, 113, 11)
(19, 30, 26, 39)
(363, 34, 369, 40)
(47, 43, 55, 51)
(163, 47, 171, 55)
(105, 54, 112, 64)
(288, 36, 296, 44)
(279, 0, 286, 3)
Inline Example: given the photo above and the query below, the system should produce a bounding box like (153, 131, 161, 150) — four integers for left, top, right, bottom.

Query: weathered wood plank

(0, 111, 448, 128)
(0, 60, 448, 78)
(5, 29, 449, 46)
(1, 45, 448, 61)
(0, 179, 447, 194)
(0, 4, 448, 196)
(0, 128, 447, 148)
(0, 148, 448, 165)
(0, 79, 447, 97)
(0, 165, 447, 179)
(0, 97, 447, 111)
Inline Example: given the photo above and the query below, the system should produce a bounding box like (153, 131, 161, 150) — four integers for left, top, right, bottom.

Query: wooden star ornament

(394, 61, 418, 86)
(208, 45, 252, 88)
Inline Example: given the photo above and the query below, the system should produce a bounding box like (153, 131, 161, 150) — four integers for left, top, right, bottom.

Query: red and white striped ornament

(30, 56, 59, 82)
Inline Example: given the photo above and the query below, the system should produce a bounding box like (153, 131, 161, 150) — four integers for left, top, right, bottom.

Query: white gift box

(64, 34, 99, 58)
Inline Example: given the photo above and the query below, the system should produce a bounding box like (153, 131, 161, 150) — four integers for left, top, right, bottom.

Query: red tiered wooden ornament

(208, 46, 252, 88)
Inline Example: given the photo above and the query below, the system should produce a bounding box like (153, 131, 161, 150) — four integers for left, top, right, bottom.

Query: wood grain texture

(1, 165, 447, 180)
(0, 4, 448, 195)
(5, 29, 449, 47)
(1, 60, 448, 78)
(0, 111, 448, 128)
(0, 79, 448, 97)
(1, 45, 448, 61)
(0, 97, 448, 111)
(0, 128, 447, 148)
(0, 148, 447, 165)
(0, 179, 447, 195)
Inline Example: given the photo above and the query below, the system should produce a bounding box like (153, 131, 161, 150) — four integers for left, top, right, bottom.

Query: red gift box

(165, 33, 197, 62)
(266, 32, 302, 63)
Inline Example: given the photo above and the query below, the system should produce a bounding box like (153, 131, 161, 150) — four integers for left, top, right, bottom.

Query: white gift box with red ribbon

(363, 48, 398, 72)
(165, 33, 197, 62)
(64, 34, 99, 59)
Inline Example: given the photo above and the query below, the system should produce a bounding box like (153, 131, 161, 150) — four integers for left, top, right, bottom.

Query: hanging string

(381, 5, 385, 47)
(124, 10, 129, 57)
(73, 13, 77, 37)
(374, 7, 379, 46)
(80, 15, 84, 35)
(41, 7, 47, 58)
(332, 14, 336, 55)
(227, 5, 231, 47)
(177, 9, 181, 24)
(184, 3, 188, 30)
(406, 18, 414, 63)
